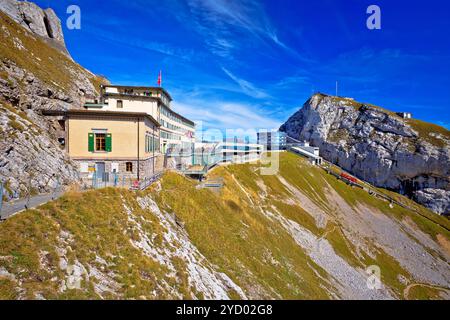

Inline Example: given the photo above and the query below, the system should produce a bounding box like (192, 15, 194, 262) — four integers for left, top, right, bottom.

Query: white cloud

(221, 67, 269, 99)
(172, 100, 280, 132)
(185, 0, 299, 59)
(276, 74, 310, 88)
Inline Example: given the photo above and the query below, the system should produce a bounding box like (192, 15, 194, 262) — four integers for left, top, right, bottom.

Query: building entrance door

(96, 162, 106, 181)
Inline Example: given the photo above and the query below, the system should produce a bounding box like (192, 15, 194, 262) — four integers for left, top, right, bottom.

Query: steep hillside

(280, 93, 450, 215)
(0, 3, 107, 200)
(0, 0, 70, 57)
(1, 153, 449, 300)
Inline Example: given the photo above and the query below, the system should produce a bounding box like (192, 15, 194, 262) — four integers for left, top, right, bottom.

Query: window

(89, 132, 111, 152)
(117, 100, 123, 108)
(95, 133, 106, 151)
(126, 162, 133, 172)
(145, 135, 160, 153)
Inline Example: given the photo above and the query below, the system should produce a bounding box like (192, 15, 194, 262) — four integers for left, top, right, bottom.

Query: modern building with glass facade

(257, 131, 287, 150)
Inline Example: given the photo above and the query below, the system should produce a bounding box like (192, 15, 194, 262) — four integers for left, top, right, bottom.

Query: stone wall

(75, 156, 162, 182)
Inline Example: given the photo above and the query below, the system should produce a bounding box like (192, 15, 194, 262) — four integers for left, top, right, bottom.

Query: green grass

(406, 285, 449, 300)
(0, 189, 177, 299)
(1, 102, 35, 124)
(362, 248, 411, 297)
(0, 152, 448, 300)
(405, 118, 450, 148)
(0, 12, 102, 95)
(8, 119, 24, 132)
(149, 172, 331, 299)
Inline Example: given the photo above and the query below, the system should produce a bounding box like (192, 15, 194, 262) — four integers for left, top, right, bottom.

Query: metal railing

(89, 171, 163, 191)
(131, 171, 164, 190)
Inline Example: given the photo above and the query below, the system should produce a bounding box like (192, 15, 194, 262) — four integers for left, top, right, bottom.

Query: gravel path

(0, 192, 64, 220)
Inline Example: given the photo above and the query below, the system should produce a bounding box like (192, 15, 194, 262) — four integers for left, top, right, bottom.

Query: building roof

(162, 106, 196, 127)
(100, 85, 195, 127)
(41, 109, 161, 127)
(101, 84, 173, 102)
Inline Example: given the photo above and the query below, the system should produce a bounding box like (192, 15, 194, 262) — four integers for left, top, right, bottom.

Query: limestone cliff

(0, 0, 69, 56)
(280, 93, 450, 215)
(0, 2, 107, 200)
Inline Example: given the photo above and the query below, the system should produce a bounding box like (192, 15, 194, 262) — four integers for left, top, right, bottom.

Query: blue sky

(36, 0, 450, 135)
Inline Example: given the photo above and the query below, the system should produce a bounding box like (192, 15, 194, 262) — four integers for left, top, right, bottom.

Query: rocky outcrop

(280, 93, 450, 215)
(0, 0, 69, 56)
(0, 3, 107, 200)
(414, 189, 450, 216)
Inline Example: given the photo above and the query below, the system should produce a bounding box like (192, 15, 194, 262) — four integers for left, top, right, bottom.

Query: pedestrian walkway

(0, 191, 64, 220)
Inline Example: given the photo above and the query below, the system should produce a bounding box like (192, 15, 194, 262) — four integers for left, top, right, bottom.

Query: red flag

(157, 70, 162, 87)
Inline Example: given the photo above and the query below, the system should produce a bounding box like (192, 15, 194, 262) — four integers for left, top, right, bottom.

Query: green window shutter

(88, 133, 95, 152)
(106, 133, 112, 152)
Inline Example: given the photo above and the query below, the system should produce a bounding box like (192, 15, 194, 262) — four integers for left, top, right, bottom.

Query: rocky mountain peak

(0, 0, 69, 57)
(0, 2, 107, 201)
(280, 93, 450, 215)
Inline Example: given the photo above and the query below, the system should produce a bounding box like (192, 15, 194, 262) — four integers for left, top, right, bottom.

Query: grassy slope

(221, 153, 449, 296)
(0, 153, 449, 300)
(0, 11, 104, 94)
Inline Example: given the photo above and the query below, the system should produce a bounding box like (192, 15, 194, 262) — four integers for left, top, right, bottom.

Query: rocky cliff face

(280, 93, 450, 215)
(0, 0, 69, 56)
(0, 2, 107, 200)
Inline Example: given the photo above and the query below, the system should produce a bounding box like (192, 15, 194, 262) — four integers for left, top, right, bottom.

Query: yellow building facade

(43, 85, 195, 183)
(94, 85, 196, 153)
(44, 109, 163, 181)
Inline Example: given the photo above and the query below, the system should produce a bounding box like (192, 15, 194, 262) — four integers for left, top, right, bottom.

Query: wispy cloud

(221, 67, 269, 99)
(83, 26, 199, 61)
(185, 0, 301, 59)
(276, 74, 310, 88)
(172, 100, 280, 132)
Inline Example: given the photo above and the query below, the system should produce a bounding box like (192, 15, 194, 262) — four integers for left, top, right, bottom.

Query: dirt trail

(403, 283, 450, 300)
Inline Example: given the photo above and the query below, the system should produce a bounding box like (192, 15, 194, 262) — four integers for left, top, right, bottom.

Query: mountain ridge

(280, 93, 450, 215)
